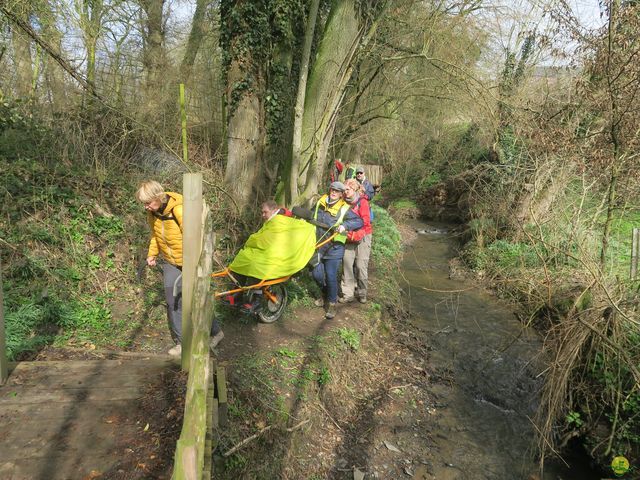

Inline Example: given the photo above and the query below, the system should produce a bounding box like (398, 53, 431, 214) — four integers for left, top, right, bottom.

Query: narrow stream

(401, 221, 601, 480)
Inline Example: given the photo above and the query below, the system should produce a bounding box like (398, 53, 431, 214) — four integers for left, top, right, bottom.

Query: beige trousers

(340, 234, 372, 299)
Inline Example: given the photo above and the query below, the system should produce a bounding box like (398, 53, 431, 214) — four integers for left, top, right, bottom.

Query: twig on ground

(222, 419, 309, 457)
(286, 419, 310, 432)
(315, 402, 344, 432)
(0, 237, 17, 251)
(389, 384, 413, 391)
(223, 425, 273, 457)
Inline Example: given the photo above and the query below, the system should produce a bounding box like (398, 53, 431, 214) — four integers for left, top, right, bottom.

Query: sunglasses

(356, 172, 364, 175)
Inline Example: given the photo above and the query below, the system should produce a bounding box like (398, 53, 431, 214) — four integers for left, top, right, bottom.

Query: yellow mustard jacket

(146, 192, 183, 267)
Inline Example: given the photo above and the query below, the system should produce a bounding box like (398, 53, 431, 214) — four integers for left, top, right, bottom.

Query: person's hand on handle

(147, 256, 157, 267)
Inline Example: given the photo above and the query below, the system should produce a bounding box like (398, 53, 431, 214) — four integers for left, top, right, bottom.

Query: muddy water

(401, 222, 600, 480)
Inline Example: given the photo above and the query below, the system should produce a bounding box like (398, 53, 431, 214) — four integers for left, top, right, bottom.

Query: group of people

(135, 166, 376, 355)
(311, 167, 375, 319)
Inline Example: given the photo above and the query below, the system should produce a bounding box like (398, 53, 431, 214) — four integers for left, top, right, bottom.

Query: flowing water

(401, 221, 601, 480)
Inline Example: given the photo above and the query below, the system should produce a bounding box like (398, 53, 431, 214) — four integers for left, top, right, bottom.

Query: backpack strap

(152, 209, 182, 233)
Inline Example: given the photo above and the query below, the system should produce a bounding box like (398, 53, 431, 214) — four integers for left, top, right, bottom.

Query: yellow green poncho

(229, 214, 316, 279)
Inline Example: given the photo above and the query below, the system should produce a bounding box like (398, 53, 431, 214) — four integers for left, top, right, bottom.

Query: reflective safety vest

(314, 195, 350, 244)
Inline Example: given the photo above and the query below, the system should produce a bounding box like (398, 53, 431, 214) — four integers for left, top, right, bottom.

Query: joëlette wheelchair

(211, 207, 336, 323)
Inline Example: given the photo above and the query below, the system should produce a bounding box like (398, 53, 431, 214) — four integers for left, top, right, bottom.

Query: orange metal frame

(211, 231, 338, 304)
(212, 268, 290, 303)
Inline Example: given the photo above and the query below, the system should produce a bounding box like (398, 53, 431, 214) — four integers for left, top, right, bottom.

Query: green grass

(0, 122, 158, 357)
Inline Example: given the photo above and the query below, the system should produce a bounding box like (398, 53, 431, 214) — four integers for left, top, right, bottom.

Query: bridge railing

(171, 173, 225, 480)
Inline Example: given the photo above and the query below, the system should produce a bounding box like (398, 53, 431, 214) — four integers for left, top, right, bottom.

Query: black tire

(257, 284, 288, 324)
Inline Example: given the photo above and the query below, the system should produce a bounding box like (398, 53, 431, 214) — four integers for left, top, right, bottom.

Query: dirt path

(199, 270, 451, 480)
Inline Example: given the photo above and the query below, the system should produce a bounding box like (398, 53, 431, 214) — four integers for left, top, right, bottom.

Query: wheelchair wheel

(257, 284, 288, 324)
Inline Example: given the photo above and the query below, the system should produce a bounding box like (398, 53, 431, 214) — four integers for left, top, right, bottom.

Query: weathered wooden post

(172, 208, 216, 480)
(0, 259, 8, 385)
(631, 228, 640, 281)
(181, 173, 203, 371)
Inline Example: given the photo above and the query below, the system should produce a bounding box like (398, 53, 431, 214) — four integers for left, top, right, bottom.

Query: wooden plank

(8, 357, 175, 374)
(203, 357, 214, 480)
(0, 386, 150, 404)
(211, 398, 219, 430)
(0, 353, 177, 480)
(181, 173, 204, 371)
(0, 453, 123, 480)
(3, 371, 167, 389)
(216, 366, 228, 428)
(0, 259, 7, 385)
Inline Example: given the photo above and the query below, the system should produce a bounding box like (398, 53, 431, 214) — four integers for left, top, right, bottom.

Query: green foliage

(224, 453, 248, 471)
(285, 271, 322, 308)
(4, 293, 113, 359)
(317, 364, 331, 385)
(0, 119, 153, 356)
(370, 204, 402, 265)
(4, 301, 51, 360)
(0, 97, 50, 160)
(336, 328, 360, 351)
(390, 199, 417, 210)
(485, 239, 541, 269)
(566, 411, 584, 428)
(276, 347, 299, 358)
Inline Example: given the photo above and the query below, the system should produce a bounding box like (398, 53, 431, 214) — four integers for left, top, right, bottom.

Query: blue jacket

(361, 179, 375, 201)
(315, 198, 364, 260)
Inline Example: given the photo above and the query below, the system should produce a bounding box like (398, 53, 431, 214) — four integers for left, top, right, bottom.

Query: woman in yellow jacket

(136, 180, 223, 356)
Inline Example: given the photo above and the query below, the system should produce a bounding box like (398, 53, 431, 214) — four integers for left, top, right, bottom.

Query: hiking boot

(338, 296, 355, 304)
(325, 303, 337, 319)
(168, 344, 182, 357)
(314, 298, 325, 308)
(209, 331, 225, 350)
(358, 295, 367, 304)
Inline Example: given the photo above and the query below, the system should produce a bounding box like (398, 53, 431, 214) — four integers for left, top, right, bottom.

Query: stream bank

(403, 220, 603, 480)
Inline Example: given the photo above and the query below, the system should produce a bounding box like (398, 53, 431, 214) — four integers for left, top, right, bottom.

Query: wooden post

(180, 83, 189, 164)
(631, 228, 640, 281)
(171, 209, 215, 479)
(181, 173, 203, 371)
(0, 259, 8, 385)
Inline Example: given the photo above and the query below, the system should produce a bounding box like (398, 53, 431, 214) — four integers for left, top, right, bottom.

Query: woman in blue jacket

(312, 181, 364, 319)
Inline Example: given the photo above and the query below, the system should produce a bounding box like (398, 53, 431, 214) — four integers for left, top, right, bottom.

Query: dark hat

(329, 181, 345, 192)
(355, 166, 365, 173)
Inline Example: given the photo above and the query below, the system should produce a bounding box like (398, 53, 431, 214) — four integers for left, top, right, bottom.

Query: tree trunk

(224, 61, 265, 208)
(263, 43, 293, 200)
(12, 22, 32, 98)
(78, 0, 104, 106)
(293, 0, 385, 206)
(180, 0, 209, 82)
(288, 0, 320, 205)
(140, 0, 167, 100)
(600, 164, 619, 267)
(39, 4, 67, 106)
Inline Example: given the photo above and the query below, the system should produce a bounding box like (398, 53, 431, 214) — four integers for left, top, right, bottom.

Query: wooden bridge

(0, 355, 178, 479)
(0, 174, 224, 480)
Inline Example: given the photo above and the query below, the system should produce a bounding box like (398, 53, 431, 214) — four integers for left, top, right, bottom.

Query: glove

(337, 225, 346, 234)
